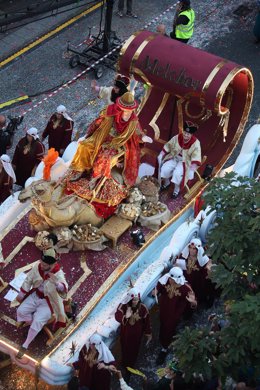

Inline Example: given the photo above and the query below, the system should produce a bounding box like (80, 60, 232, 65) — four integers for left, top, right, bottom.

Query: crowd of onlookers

(0, 105, 74, 204)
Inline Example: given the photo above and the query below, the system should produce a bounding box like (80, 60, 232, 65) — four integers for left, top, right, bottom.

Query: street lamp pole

(103, 0, 114, 53)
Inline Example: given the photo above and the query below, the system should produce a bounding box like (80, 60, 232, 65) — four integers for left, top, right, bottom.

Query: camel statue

(19, 180, 103, 231)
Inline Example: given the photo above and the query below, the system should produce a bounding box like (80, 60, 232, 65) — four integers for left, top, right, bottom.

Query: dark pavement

(0, 0, 101, 60)
(0, 0, 259, 165)
(0, 0, 98, 27)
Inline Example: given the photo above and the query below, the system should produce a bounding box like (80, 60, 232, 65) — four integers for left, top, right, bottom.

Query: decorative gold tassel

(201, 109, 212, 122)
(222, 110, 230, 143)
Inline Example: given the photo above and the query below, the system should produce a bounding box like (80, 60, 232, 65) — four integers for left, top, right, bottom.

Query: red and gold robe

(180, 255, 216, 304)
(12, 137, 45, 186)
(0, 169, 13, 204)
(157, 280, 193, 349)
(42, 115, 73, 155)
(71, 104, 143, 187)
(115, 302, 151, 367)
(72, 345, 115, 390)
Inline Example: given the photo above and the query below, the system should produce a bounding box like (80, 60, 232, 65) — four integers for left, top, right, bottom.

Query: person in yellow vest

(170, 0, 195, 44)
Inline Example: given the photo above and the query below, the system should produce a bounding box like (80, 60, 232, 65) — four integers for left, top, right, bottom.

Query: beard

(111, 85, 128, 103)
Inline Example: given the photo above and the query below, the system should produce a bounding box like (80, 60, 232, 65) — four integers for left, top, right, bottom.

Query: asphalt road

(0, 0, 259, 164)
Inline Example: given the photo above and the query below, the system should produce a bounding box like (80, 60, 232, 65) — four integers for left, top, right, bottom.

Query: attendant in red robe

(175, 238, 215, 305)
(12, 128, 45, 187)
(42, 105, 73, 156)
(115, 288, 152, 368)
(155, 266, 197, 364)
(0, 154, 16, 204)
(69, 333, 115, 390)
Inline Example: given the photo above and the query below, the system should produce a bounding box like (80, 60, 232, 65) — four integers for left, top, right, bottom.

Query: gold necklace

(187, 256, 199, 274)
(128, 309, 141, 325)
(23, 144, 31, 154)
(165, 282, 181, 299)
(84, 349, 97, 367)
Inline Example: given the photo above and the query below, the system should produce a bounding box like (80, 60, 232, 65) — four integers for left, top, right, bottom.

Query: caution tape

(21, 45, 121, 115)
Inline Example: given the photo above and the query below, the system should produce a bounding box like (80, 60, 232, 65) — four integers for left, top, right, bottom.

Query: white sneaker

(126, 12, 138, 18)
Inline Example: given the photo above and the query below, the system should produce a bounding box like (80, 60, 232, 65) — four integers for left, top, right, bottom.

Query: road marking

(0, 95, 30, 111)
(0, 1, 103, 68)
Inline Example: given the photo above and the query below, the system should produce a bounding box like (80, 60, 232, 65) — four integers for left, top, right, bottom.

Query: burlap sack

(138, 176, 160, 203)
(53, 227, 73, 253)
(72, 235, 108, 251)
(35, 230, 51, 250)
(72, 224, 108, 251)
(138, 202, 171, 231)
(117, 203, 141, 222)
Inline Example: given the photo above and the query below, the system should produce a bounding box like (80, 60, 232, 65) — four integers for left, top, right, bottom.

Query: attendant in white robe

(16, 248, 68, 358)
(91, 74, 130, 105)
(0, 154, 16, 204)
(158, 121, 201, 198)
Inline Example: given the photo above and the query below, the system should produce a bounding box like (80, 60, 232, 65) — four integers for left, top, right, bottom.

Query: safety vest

(175, 9, 195, 40)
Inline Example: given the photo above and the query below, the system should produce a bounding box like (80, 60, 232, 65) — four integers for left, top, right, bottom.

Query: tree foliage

(172, 173, 260, 383)
(204, 173, 260, 299)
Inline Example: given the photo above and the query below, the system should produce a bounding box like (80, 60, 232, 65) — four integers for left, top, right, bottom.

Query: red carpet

(0, 191, 185, 359)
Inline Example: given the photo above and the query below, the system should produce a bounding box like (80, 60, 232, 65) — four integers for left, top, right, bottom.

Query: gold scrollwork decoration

(149, 92, 170, 140)
(117, 31, 141, 73)
(217, 86, 233, 142)
(184, 99, 206, 119)
(129, 34, 156, 75)
(176, 96, 185, 133)
(200, 60, 228, 105)
(215, 67, 240, 114)
(201, 109, 212, 122)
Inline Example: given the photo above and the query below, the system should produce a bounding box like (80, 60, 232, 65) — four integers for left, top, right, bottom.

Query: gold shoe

(16, 346, 27, 359)
(16, 321, 26, 328)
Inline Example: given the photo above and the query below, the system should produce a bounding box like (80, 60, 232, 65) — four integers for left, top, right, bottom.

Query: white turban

(0, 154, 16, 182)
(27, 127, 39, 140)
(159, 266, 186, 286)
(56, 105, 73, 121)
(88, 334, 114, 363)
(182, 238, 209, 267)
(121, 287, 141, 304)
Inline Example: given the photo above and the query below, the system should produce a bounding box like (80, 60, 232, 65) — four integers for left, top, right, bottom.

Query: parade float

(0, 31, 258, 385)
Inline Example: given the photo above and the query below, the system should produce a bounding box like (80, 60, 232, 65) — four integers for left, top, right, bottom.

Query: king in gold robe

(71, 92, 144, 188)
